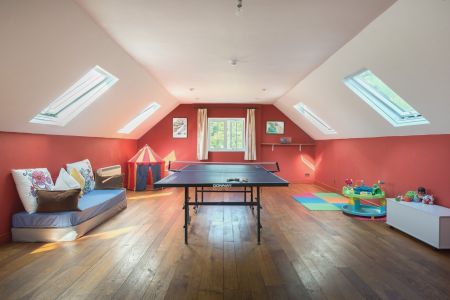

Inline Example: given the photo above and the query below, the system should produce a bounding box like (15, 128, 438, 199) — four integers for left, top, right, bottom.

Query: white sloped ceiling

(275, 0, 450, 140)
(0, 0, 178, 139)
(1, 0, 448, 141)
(75, 0, 394, 104)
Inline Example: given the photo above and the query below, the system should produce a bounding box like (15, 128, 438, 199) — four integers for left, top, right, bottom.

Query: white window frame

(343, 68, 429, 127)
(294, 103, 336, 135)
(118, 102, 161, 134)
(30, 65, 118, 126)
(207, 118, 246, 152)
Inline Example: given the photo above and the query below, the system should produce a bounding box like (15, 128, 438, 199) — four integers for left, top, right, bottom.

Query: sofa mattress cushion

(13, 189, 126, 228)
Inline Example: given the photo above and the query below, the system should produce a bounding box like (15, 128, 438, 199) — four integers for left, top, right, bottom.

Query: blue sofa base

(11, 189, 127, 242)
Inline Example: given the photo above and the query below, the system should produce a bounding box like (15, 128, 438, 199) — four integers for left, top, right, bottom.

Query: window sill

(208, 149, 245, 153)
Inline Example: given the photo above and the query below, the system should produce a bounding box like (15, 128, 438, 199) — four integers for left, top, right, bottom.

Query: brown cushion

(95, 174, 124, 190)
(36, 189, 81, 213)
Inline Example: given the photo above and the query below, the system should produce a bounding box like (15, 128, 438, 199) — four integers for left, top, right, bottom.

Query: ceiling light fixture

(236, 0, 243, 16)
(229, 58, 238, 66)
(189, 88, 195, 91)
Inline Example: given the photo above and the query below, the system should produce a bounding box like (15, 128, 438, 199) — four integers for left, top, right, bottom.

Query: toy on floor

(341, 179, 386, 218)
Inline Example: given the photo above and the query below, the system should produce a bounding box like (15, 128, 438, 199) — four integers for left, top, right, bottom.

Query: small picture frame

(266, 121, 284, 135)
(173, 118, 188, 138)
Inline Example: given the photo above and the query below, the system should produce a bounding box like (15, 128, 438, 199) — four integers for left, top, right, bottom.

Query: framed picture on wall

(266, 121, 284, 134)
(173, 118, 188, 138)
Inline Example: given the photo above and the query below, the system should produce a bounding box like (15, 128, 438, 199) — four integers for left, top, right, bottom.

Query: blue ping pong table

(153, 162, 289, 244)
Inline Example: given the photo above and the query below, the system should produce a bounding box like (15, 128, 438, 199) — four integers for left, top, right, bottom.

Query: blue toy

(353, 185, 373, 194)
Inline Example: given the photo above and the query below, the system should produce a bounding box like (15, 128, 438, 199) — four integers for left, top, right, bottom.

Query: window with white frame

(294, 103, 336, 135)
(343, 69, 429, 127)
(30, 66, 118, 126)
(208, 118, 245, 152)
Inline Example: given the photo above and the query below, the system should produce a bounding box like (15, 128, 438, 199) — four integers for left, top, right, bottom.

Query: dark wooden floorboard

(0, 184, 450, 300)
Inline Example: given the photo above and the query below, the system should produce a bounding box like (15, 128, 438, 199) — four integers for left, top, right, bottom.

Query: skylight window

(294, 103, 336, 135)
(118, 102, 161, 134)
(30, 66, 118, 126)
(343, 69, 429, 127)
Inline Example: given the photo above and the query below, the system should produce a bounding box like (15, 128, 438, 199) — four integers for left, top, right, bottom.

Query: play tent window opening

(30, 66, 118, 126)
(343, 68, 429, 127)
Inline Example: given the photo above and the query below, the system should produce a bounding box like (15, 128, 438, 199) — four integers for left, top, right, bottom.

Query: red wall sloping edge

(314, 134, 450, 208)
(0, 132, 137, 243)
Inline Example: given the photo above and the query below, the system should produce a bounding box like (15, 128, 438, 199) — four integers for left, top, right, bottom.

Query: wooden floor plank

(0, 184, 449, 300)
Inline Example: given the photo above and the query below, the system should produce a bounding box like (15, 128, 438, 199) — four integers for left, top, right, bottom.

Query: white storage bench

(386, 198, 450, 249)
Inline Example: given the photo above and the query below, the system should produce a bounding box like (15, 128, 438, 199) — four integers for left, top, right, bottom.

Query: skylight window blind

(118, 102, 161, 134)
(343, 69, 429, 127)
(30, 66, 118, 126)
(294, 103, 336, 135)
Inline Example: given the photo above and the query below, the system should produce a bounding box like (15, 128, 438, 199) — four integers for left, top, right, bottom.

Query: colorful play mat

(292, 192, 387, 221)
(292, 192, 348, 211)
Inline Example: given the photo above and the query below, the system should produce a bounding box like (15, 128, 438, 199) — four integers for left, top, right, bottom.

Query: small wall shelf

(261, 143, 315, 151)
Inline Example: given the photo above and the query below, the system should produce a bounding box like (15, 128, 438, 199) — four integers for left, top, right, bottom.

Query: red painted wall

(0, 132, 137, 243)
(138, 104, 316, 183)
(3, 107, 448, 245)
(315, 135, 450, 208)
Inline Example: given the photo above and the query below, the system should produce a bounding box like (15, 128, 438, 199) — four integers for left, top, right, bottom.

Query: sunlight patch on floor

(80, 226, 136, 240)
(127, 191, 173, 200)
(31, 243, 60, 254)
(29, 226, 137, 254)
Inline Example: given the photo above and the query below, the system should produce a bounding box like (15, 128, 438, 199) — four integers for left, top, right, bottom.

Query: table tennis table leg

(194, 187, 198, 213)
(256, 186, 261, 244)
(201, 186, 204, 203)
(250, 186, 254, 209)
(184, 186, 189, 244)
(244, 186, 247, 202)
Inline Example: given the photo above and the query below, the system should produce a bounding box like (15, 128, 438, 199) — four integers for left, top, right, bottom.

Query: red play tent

(127, 145, 165, 191)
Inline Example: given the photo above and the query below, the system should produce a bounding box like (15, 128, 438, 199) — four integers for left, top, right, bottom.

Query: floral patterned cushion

(11, 168, 54, 214)
(66, 159, 95, 194)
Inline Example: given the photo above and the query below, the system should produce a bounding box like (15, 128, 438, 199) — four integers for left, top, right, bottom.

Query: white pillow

(67, 159, 95, 194)
(11, 168, 54, 214)
(54, 168, 81, 190)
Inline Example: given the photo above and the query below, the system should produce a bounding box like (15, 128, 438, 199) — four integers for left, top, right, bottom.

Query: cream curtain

(244, 108, 257, 160)
(197, 108, 209, 160)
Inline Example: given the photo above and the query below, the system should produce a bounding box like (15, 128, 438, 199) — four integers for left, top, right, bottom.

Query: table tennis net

(168, 161, 280, 173)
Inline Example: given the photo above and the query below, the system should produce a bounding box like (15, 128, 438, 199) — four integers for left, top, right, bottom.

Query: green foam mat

(314, 192, 345, 199)
(301, 203, 342, 211)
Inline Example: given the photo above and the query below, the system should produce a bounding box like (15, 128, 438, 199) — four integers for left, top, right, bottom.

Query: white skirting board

(11, 199, 127, 242)
(386, 198, 450, 249)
